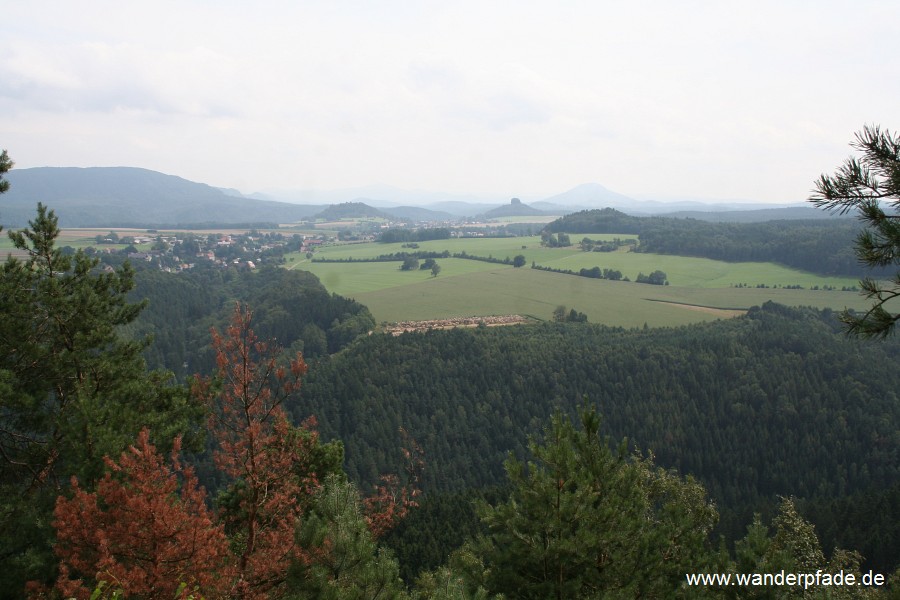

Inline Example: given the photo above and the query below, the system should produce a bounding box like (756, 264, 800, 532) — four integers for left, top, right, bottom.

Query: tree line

(378, 228, 452, 243)
(531, 262, 651, 283)
(312, 250, 452, 263)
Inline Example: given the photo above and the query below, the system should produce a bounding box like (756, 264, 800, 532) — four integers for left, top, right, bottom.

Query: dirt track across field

(647, 300, 746, 319)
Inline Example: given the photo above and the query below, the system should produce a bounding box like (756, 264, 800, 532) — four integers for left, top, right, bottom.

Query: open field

(290, 237, 861, 290)
(285, 256, 504, 294)
(285, 237, 874, 327)
(351, 268, 872, 327)
(297, 235, 634, 269)
(306, 236, 546, 259)
(542, 251, 861, 289)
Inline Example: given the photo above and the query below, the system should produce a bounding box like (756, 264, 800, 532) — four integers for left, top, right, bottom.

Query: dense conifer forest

(289, 303, 900, 573)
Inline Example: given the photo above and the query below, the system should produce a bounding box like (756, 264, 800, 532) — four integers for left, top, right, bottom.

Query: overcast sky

(2, 1, 898, 203)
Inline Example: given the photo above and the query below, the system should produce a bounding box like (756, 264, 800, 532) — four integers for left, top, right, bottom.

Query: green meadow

(285, 256, 503, 294)
(351, 268, 870, 327)
(285, 237, 871, 327)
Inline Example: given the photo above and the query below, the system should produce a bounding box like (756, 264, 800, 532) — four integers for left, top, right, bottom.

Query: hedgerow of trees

(379, 228, 451, 244)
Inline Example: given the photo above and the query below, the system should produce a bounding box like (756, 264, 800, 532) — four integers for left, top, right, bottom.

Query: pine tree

(727, 498, 877, 599)
(0, 204, 202, 593)
(810, 125, 900, 337)
(462, 405, 719, 599)
(290, 474, 407, 599)
(49, 430, 231, 600)
(0, 149, 12, 195)
(194, 303, 326, 598)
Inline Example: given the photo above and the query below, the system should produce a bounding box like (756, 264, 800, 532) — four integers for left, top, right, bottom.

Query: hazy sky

(2, 1, 898, 203)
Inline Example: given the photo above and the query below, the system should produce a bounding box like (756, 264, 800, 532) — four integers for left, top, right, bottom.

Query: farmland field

(352, 268, 870, 326)
(285, 236, 872, 327)
(0, 228, 148, 257)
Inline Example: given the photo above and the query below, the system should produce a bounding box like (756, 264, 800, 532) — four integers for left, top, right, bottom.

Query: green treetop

(0, 149, 12, 195)
(457, 404, 720, 599)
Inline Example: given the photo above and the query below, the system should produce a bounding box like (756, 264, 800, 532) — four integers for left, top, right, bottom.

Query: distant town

(87, 229, 320, 272)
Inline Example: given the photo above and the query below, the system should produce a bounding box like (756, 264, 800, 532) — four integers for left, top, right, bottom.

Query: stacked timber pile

(384, 315, 529, 335)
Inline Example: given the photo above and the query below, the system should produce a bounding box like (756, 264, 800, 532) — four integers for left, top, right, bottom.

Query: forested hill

(544, 208, 869, 276)
(127, 265, 375, 377)
(290, 303, 900, 569)
(637, 217, 865, 276)
(544, 207, 644, 233)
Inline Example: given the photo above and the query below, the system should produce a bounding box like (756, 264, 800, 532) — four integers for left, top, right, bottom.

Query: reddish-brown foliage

(51, 429, 231, 600)
(364, 427, 425, 538)
(195, 303, 317, 599)
(44, 303, 421, 599)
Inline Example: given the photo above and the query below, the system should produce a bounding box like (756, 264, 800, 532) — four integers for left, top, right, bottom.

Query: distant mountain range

(1, 167, 325, 227)
(0, 166, 839, 227)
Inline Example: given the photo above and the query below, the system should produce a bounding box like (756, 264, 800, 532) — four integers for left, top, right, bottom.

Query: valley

(3, 168, 899, 596)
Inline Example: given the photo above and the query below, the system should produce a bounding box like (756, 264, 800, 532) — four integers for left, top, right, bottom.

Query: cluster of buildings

(92, 230, 329, 272)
